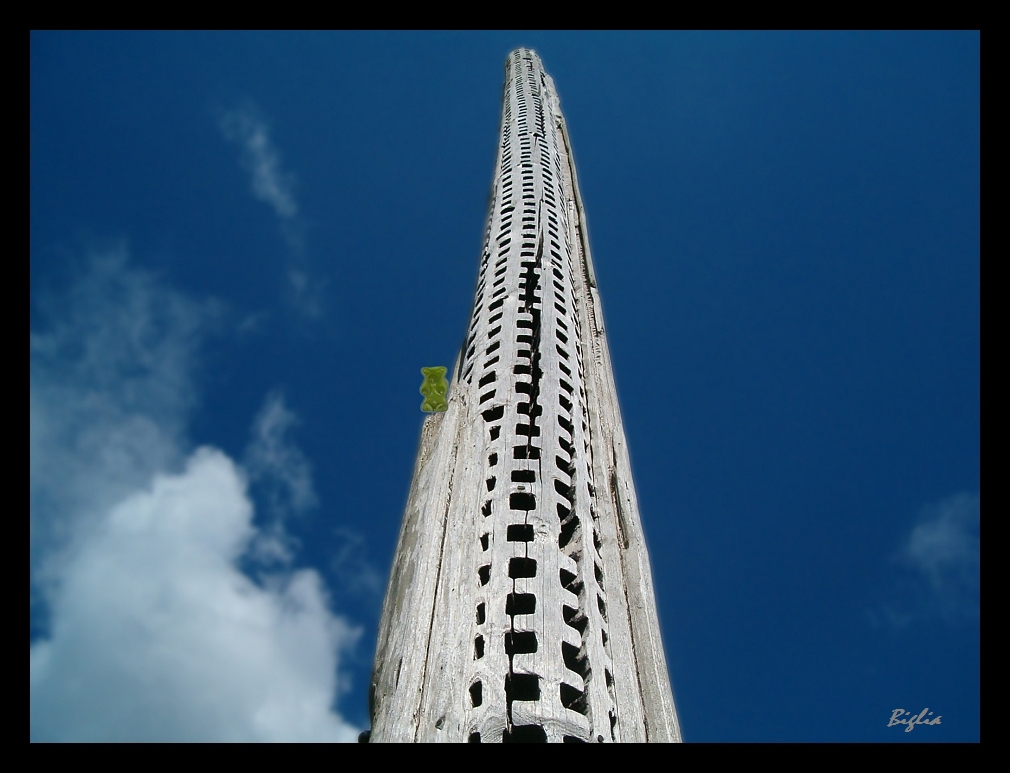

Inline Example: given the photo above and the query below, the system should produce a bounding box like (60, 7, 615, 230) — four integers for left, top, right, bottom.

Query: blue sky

(30, 31, 979, 742)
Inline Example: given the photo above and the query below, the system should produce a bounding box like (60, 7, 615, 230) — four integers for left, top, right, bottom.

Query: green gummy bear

(419, 366, 449, 412)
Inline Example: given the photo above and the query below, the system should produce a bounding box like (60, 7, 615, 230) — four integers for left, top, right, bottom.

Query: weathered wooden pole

(369, 49, 681, 743)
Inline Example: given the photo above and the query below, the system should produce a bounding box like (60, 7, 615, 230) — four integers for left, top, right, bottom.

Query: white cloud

(31, 449, 358, 742)
(899, 492, 980, 622)
(331, 528, 384, 601)
(30, 250, 360, 741)
(875, 492, 980, 628)
(31, 247, 205, 572)
(219, 108, 298, 221)
(246, 391, 318, 519)
(219, 106, 325, 319)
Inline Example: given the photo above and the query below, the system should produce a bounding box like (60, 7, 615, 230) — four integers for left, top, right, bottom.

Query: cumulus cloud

(878, 492, 980, 627)
(219, 105, 325, 319)
(30, 250, 359, 741)
(30, 247, 207, 573)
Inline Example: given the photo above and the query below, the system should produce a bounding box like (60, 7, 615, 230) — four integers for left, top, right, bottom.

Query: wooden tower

(369, 49, 681, 743)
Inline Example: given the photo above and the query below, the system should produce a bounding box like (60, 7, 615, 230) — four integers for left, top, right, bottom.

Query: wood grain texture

(370, 49, 681, 743)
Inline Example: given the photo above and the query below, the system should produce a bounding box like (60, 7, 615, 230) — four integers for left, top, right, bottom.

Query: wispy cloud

(876, 492, 980, 627)
(246, 392, 318, 519)
(30, 250, 358, 741)
(219, 105, 325, 319)
(220, 107, 298, 222)
(331, 528, 384, 601)
(901, 492, 980, 619)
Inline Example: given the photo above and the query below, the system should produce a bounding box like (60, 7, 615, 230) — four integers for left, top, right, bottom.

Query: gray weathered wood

(369, 49, 681, 743)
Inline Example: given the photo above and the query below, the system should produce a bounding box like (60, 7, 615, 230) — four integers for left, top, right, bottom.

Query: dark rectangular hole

(503, 724, 547, 743)
(480, 533, 489, 551)
(506, 592, 536, 616)
(513, 364, 531, 375)
(563, 605, 588, 635)
(480, 390, 496, 404)
(593, 529, 602, 552)
(513, 445, 540, 459)
(509, 492, 536, 511)
(470, 680, 483, 707)
(559, 362, 571, 376)
(562, 641, 591, 679)
(482, 406, 504, 422)
(504, 673, 540, 702)
(560, 683, 588, 714)
(559, 378, 573, 393)
(556, 455, 572, 475)
(555, 479, 574, 503)
(520, 406, 542, 421)
(486, 476, 496, 491)
(476, 602, 486, 624)
(488, 453, 499, 467)
(469, 732, 481, 743)
(490, 425, 501, 440)
(559, 395, 572, 412)
(561, 569, 583, 597)
(508, 557, 537, 578)
(474, 636, 485, 660)
(478, 565, 491, 585)
(595, 563, 604, 585)
(507, 523, 534, 542)
(511, 470, 536, 483)
(485, 341, 501, 355)
(559, 515, 579, 549)
(597, 595, 607, 618)
(488, 326, 502, 339)
(483, 356, 500, 369)
(482, 500, 492, 517)
(515, 423, 540, 437)
(504, 631, 538, 655)
(479, 372, 496, 388)
(515, 381, 532, 394)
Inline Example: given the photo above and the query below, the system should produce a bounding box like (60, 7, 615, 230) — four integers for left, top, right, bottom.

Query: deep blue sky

(30, 31, 979, 742)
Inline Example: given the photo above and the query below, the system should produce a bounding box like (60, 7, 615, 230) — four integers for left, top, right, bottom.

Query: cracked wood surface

(370, 49, 681, 743)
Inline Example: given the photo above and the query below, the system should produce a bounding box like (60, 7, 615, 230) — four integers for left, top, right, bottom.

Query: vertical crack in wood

(412, 426, 461, 741)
